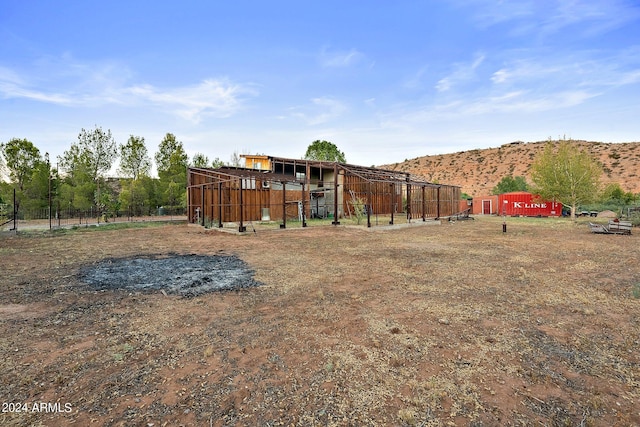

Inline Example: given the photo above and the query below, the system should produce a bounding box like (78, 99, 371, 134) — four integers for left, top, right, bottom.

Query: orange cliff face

(380, 140, 640, 197)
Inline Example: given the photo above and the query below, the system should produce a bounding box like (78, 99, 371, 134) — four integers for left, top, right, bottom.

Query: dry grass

(1, 217, 639, 426)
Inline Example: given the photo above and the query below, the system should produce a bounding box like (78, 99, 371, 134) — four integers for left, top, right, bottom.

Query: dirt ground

(1, 217, 639, 426)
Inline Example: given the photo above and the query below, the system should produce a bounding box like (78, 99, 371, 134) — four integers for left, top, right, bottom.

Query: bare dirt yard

(1, 217, 639, 426)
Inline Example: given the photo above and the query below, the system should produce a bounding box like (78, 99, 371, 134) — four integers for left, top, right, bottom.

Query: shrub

(350, 196, 367, 225)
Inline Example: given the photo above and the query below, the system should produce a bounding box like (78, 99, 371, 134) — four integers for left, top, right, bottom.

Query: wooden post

(332, 164, 340, 225)
(389, 183, 394, 225)
(422, 185, 426, 221)
(13, 188, 17, 232)
(217, 181, 223, 228)
(187, 171, 191, 224)
(239, 178, 246, 232)
(367, 182, 371, 228)
(280, 181, 287, 229)
(304, 162, 310, 227)
(301, 181, 307, 227)
(436, 186, 441, 219)
(406, 175, 411, 222)
(201, 185, 205, 226)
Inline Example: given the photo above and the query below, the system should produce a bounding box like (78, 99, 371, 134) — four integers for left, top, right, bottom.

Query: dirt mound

(80, 253, 261, 297)
(597, 210, 618, 218)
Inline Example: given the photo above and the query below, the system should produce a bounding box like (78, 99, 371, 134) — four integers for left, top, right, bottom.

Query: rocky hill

(381, 140, 640, 197)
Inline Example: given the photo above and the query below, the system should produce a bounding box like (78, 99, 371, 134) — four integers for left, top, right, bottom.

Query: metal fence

(0, 204, 186, 232)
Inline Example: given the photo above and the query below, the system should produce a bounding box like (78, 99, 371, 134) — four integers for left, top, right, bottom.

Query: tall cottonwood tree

(0, 138, 48, 210)
(304, 140, 346, 163)
(59, 126, 118, 212)
(119, 135, 151, 180)
(118, 135, 152, 216)
(491, 176, 529, 195)
(531, 139, 602, 220)
(1, 138, 42, 191)
(190, 153, 210, 168)
(155, 133, 188, 207)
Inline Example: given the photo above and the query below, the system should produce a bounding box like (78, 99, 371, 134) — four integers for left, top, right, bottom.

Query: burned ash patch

(80, 254, 262, 297)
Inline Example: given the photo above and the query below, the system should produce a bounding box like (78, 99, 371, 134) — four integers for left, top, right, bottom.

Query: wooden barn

(187, 155, 461, 231)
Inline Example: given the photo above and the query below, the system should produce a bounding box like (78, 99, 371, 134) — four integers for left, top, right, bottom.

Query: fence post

(13, 188, 17, 232)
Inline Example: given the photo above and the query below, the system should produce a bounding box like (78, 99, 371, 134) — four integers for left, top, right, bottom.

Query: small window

(242, 177, 256, 189)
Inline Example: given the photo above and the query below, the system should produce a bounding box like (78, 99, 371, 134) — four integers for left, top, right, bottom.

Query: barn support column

(304, 162, 310, 226)
(200, 186, 205, 226)
(280, 181, 287, 229)
(217, 181, 223, 228)
(186, 178, 191, 223)
(367, 182, 372, 228)
(239, 178, 246, 232)
(422, 186, 426, 221)
(389, 183, 395, 225)
(406, 175, 412, 222)
(301, 181, 307, 227)
(332, 163, 340, 225)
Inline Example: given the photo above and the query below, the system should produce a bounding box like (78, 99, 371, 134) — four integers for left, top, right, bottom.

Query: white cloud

(319, 47, 364, 68)
(0, 80, 76, 105)
(435, 53, 485, 92)
(289, 97, 348, 125)
(0, 59, 257, 122)
(126, 79, 257, 123)
(458, 0, 640, 38)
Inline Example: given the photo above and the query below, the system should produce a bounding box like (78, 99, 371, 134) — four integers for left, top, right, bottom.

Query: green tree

(75, 126, 118, 184)
(118, 135, 152, 217)
(491, 176, 529, 195)
(0, 138, 48, 211)
(155, 133, 188, 208)
(600, 183, 636, 206)
(1, 138, 42, 192)
(211, 157, 224, 168)
(0, 151, 5, 179)
(22, 154, 53, 211)
(119, 178, 149, 216)
(119, 135, 151, 180)
(59, 126, 118, 214)
(155, 133, 187, 178)
(191, 153, 210, 168)
(530, 139, 602, 220)
(304, 140, 346, 163)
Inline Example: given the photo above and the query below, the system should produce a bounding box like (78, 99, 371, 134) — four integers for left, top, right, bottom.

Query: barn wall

(188, 165, 461, 225)
(342, 176, 402, 215)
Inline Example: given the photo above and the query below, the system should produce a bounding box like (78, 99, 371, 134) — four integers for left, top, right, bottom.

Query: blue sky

(2, 0, 640, 174)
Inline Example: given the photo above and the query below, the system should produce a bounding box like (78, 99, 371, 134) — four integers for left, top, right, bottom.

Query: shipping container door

(482, 200, 492, 215)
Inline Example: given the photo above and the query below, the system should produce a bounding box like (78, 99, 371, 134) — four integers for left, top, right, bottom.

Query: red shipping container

(498, 192, 562, 217)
